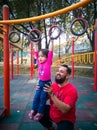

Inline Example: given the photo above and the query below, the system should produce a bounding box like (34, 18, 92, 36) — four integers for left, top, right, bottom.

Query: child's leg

(29, 82, 41, 120)
(33, 81, 51, 121)
(33, 89, 47, 121)
(37, 80, 51, 114)
(31, 85, 41, 111)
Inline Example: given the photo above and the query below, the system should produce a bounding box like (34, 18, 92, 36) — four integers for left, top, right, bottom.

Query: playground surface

(0, 73, 97, 130)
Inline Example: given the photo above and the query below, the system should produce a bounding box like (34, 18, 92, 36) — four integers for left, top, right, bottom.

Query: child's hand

(33, 41, 39, 45)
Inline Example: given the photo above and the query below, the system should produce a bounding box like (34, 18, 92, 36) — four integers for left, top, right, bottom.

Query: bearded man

(39, 64, 78, 130)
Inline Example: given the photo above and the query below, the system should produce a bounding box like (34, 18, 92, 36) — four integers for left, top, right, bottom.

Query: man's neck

(58, 80, 69, 87)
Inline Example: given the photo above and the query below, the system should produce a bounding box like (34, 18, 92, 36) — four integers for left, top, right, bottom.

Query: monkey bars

(0, 0, 94, 25)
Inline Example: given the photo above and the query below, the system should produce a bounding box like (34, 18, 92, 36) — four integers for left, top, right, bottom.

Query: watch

(50, 92, 54, 97)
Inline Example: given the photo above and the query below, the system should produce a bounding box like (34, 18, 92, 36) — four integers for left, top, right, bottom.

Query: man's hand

(35, 85, 40, 90)
(43, 84, 53, 96)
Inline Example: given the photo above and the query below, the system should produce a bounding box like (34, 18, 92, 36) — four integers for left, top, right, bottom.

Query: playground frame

(0, 0, 96, 117)
(0, 0, 94, 25)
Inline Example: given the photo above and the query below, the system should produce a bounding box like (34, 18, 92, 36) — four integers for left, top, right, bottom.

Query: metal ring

(9, 31, 20, 43)
(29, 29, 41, 42)
(70, 18, 88, 36)
(48, 25, 61, 40)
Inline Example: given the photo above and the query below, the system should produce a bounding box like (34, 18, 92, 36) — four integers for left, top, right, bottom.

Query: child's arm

(49, 40, 54, 51)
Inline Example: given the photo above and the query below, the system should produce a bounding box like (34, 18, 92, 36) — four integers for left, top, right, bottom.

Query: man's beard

(55, 75, 66, 84)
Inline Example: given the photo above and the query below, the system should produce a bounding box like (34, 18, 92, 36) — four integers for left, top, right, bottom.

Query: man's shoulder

(69, 83, 78, 95)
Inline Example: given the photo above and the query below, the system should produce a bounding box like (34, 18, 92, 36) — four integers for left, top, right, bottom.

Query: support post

(30, 42, 34, 79)
(72, 37, 74, 79)
(3, 5, 10, 117)
(16, 50, 19, 75)
(11, 45, 14, 79)
(94, 19, 97, 91)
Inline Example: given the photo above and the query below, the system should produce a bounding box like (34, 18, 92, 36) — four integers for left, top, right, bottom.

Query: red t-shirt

(50, 82, 78, 124)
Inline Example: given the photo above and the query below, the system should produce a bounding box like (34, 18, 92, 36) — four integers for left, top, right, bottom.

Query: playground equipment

(9, 31, 20, 43)
(0, 0, 96, 118)
(10, 42, 23, 79)
(52, 52, 94, 66)
(0, 25, 7, 33)
(72, 37, 74, 79)
(3, 5, 10, 117)
(0, 25, 7, 39)
(0, 0, 94, 25)
(9, 25, 42, 43)
(94, 20, 97, 91)
(48, 18, 62, 40)
(28, 26, 41, 42)
(70, 8, 88, 36)
(30, 42, 35, 79)
(70, 18, 88, 36)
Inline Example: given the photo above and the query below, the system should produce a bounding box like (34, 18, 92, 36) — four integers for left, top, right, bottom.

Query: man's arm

(50, 94, 72, 114)
(44, 85, 72, 114)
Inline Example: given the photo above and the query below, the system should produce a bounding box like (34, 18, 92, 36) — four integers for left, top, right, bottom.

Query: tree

(0, 0, 96, 52)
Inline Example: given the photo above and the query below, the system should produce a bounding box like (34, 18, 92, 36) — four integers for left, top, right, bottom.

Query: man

(39, 64, 78, 130)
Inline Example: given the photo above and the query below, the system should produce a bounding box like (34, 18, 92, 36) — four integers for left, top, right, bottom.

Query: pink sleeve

(47, 51, 53, 64)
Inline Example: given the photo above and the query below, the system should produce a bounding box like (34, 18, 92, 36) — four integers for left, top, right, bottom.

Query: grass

(0, 64, 32, 76)
(0, 63, 94, 78)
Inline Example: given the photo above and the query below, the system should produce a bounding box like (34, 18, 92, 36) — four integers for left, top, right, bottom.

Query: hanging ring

(29, 28, 41, 42)
(9, 31, 20, 43)
(70, 18, 88, 36)
(48, 24, 61, 40)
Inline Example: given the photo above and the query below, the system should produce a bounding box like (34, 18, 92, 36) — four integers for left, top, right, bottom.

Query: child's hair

(39, 49, 49, 58)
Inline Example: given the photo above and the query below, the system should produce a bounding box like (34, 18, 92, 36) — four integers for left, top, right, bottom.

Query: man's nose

(56, 71, 60, 74)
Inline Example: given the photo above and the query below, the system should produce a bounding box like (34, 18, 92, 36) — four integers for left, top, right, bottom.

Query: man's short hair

(61, 64, 71, 75)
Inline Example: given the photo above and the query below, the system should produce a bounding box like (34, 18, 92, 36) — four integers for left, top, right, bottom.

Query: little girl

(29, 40, 54, 121)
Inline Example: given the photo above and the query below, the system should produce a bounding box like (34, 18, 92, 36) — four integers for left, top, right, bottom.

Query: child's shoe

(28, 110, 36, 120)
(33, 113, 43, 121)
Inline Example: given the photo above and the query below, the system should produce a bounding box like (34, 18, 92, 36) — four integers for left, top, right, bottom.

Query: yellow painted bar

(0, 0, 94, 25)
(0, 33, 3, 39)
(0, 26, 7, 33)
(10, 42, 23, 50)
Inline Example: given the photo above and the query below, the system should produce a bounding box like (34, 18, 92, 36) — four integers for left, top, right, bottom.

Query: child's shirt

(35, 51, 53, 81)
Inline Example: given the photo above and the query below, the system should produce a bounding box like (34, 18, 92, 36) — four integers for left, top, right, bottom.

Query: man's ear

(66, 74, 70, 79)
